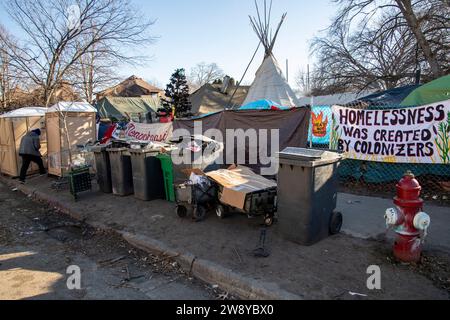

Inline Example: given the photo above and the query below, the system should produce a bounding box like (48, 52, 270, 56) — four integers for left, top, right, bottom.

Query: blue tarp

(350, 85, 421, 108)
(239, 99, 291, 111)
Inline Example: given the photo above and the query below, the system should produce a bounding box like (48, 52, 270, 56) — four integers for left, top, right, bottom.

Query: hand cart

(175, 182, 217, 222)
(214, 185, 277, 226)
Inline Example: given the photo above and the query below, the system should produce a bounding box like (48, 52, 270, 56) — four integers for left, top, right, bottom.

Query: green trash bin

(156, 153, 175, 202)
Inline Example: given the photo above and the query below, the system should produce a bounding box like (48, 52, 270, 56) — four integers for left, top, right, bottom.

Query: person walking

(18, 128, 46, 183)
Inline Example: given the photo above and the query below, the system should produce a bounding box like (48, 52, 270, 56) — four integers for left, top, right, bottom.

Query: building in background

(96, 75, 164, 101)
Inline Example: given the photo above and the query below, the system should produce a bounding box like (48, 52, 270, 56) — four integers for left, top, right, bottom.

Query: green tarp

(401, 75, 450, 106)
(96, 96, 160, 120)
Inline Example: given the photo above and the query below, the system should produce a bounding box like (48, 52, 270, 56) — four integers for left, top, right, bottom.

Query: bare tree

(295, 67, 330, 96)
(0, 25, 26, 110)
(68, 41, 121, 104)
(308, 0, 449, 94)
(0, 0, 155, 107)
(311, 14, 419, 93)
(0, 25, 11, 110)
(188, 62, 225, 92)
(332, 0, 449, 78)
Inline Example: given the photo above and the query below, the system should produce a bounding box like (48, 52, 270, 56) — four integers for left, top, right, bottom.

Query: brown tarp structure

(173, 108, 310, 173)
(190, 83, 250, 115)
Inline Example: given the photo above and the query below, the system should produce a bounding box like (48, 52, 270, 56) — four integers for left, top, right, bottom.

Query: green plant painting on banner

(434, 112, 450, 164)
(329, 115, 342, 151)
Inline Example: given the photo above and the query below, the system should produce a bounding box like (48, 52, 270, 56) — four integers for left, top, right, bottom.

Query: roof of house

(96, 75, 163, 100)
(190, 83, 250, 115)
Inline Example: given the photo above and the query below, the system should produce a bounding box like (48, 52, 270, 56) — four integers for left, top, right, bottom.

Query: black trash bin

(129, 149, 165, 201)
(92, 145, 112, 193)
(277, 147, 342, 245)
(107, 148, 134, 196)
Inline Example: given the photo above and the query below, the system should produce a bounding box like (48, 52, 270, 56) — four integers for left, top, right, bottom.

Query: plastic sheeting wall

(46, 112, 96, 177)
(0, 116, 47, 177)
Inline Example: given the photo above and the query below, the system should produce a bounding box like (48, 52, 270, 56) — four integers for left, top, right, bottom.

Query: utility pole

(286, 59, 289, 82)
(307, 64, 310, 94)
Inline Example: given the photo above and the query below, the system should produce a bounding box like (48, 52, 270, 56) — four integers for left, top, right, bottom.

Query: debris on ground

(0, 185, 223, 300)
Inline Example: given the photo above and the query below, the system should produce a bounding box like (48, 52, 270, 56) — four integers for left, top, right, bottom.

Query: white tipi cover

(243, 55, 300, 108)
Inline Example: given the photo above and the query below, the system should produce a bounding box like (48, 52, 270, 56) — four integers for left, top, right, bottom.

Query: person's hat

(32, 128, 41, 136)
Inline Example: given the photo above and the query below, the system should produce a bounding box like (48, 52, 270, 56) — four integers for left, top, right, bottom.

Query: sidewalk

(338, 193, 450, 253)
(1, 174, 449, 300)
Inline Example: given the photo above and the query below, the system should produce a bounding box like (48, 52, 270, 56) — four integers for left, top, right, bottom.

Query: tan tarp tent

(190, 83, 250, 115)
(0, 107, 47, 177)
(45, 102, 97, 177)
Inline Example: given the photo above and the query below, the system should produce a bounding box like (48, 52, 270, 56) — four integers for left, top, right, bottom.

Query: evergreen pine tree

(162, 68, 192, 118)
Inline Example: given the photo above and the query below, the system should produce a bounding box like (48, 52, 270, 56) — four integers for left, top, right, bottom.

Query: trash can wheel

(215, 204, 228, 219)
(264, 214, 274, 227)
(329, 211, 343, 235)
(193, 205, 206, 222)
(176, 205, 188, 218)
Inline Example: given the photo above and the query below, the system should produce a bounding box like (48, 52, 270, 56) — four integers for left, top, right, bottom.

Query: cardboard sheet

(205, 165, 277, 209)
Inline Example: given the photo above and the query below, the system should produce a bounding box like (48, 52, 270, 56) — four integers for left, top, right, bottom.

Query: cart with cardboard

(205, 165, 278, 226)
(175, 169, 217, 222)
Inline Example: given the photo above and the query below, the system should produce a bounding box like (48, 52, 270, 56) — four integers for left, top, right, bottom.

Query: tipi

(242, 0, 301, 108)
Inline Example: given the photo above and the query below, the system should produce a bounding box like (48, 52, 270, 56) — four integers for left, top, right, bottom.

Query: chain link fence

(307, 99, 450, 206)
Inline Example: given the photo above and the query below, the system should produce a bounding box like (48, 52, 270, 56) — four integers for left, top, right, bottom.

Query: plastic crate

(156, 153, 175, 202)
(68, 166, 92, 201)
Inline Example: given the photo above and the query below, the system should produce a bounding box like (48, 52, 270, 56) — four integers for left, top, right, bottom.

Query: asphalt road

(0, 182, 222, 300)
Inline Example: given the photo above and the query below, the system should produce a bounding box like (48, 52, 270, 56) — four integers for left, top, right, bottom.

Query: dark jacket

(19, 132, 41, 157)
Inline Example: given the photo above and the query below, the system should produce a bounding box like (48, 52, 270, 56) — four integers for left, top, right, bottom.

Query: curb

(0, 175, 303, 300)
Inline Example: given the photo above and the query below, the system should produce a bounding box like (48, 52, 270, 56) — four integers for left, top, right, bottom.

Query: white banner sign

(331, 100, 450, 164)
(124, 121, 173, 143)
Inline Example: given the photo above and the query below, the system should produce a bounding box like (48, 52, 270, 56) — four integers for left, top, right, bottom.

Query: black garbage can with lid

(107, 147, 134, 196)
(277, 147, 342, 245)
(129, 149, 165, 201)
(92, 145, 112, 193)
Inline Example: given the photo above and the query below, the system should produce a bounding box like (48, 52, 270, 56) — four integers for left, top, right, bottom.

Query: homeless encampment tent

(96, 96, 160, 121)
(239, 99, 290, 111)
(0, 107, 47, 177)
(190, 83, 250, 115)
(45, 102, 97, 177)
(241, 8, 300, 109)
(401, 75, 450, 106)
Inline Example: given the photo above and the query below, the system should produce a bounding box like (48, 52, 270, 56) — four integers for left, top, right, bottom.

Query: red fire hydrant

(384, 171, 431, 263)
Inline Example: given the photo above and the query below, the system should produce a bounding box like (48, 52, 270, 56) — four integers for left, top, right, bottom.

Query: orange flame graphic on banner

(311, 111, 328, 137)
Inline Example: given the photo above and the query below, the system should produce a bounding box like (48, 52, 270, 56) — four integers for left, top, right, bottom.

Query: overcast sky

(0, 0, 337, 89)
